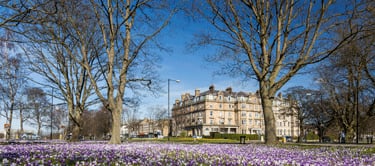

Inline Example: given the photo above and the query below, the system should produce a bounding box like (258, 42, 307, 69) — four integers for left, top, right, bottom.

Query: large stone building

(172, 85, 299, 137)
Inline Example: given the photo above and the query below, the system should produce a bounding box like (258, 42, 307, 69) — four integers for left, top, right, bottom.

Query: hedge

(209, 132, 261, 140)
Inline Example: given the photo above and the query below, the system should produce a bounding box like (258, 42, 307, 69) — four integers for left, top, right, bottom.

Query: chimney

(255, 90, 260, 96)
(277, 92, 283, 99)
(226, 87, 232, 94)
(209, 85, 215, 92)
(181, 94, 185, 101)
(185, 93, 190, 99)
(195, 89, 200, 97)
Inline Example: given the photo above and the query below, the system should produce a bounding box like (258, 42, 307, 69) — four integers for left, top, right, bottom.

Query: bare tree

(25, 87, 49, 136)
(191, 0, 359, 144)
(6, 0, 103, 141)
(94, 108, 112, 138)
(284, 86, 315, 142)
(324, 46, 363, 140)
(16, 97, 30, 134)
(5, 0, 172, 144)
(306, 90, 334, 143)
(147, 105, 167, 134)
(76, 0, 176, 144)
(81, 107, 112, 139)
(0, 0, 48, 27)
(361, 3, 375, 117)
(318, 22, 375, 142)
(0, 31, 27, 139)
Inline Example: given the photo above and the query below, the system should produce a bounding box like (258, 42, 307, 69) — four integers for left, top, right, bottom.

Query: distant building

(121, 119, 169, 138)
(172, 85, 299, 137)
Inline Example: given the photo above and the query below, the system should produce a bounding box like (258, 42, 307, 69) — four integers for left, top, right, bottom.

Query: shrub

(306, 132, 319, 140)
(179, 131, 187, 137)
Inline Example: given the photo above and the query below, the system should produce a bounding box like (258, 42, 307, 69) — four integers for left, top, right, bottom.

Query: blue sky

(137, 13, 317, 118)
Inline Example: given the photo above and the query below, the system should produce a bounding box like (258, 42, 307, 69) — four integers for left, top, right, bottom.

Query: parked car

(322, 136, 331, 143)
(285, 136, 293, 142)
(21, 133, 40, 140)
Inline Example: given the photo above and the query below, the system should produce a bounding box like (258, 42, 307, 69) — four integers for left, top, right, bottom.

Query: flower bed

(0, 142, 374, 165)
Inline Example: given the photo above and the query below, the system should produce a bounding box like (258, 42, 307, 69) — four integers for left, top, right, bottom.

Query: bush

(306, 132, 319, 140)
(179, 131, 187, 137)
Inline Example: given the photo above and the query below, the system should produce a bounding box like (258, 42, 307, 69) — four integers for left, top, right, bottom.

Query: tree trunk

(64, 98, 86, 140)
(298, 120, 304, 143)
(37, 124, 41, 136)
(318, 127, 323, 143)
(109, 104, 122, 144)
(7, 110, 13, 140)
(262, 98, 278, 144)
(19, 109, 24, 133)
(71, 124, 82, 141)
(68, 106, 83, 141)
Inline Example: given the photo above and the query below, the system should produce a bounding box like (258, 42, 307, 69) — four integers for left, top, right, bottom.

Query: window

(241, 111, 246, 117)
(210, 105, 213, 108)
(249, 112, 252, 117)
(242, 103, 246, 108)
(255, 112, 259, 118)
(219, 104, 222, 108)
(210, 120, 213, 125)
(210, 111, 213, 116)
(256, 120, 260, 126)
(228, 112, 232, 116)
(242, 119, 246, 124)
(205, 128, 209, 131)
(249, 119, 252, 125)
(219, 96, 222, 100)
(228, 96, 231, 101)
(228, 119, 232, 125)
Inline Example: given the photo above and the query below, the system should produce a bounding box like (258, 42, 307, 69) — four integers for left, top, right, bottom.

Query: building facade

(121, 119, 169, 138)
(172, 85, 299, 137)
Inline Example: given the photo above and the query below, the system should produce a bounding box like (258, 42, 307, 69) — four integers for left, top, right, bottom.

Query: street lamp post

(168, 79, 180, 141)
(51, 87, 54, 140)
(356, 76, 359, 144)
